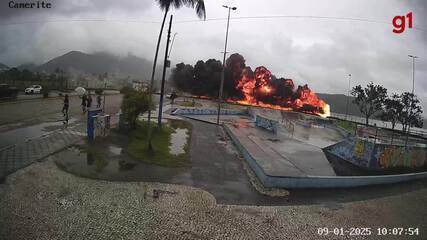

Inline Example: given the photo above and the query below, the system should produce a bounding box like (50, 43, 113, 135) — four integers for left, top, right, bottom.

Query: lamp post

(408, 55, 417, 96)
(345, 73, 351, 120)
(405, 54, 418, 145)
(216, 5, 237, 125)
(168, 33, 178, 59)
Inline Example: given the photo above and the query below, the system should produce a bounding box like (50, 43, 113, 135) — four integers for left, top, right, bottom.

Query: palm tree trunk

(147, 8, 169, 151)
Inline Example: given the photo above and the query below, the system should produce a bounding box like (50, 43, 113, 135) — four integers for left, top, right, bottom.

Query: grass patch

(176, 100, 202, 107)
(336, 119, 357, 133)
(127, 119, 192, 167)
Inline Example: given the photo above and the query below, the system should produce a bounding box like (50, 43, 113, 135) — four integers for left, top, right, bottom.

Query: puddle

(0, 118, 77, 148)
(55, 144, 185, 182)
(109, 145, 123, 155)
(170, 128, 188, 155)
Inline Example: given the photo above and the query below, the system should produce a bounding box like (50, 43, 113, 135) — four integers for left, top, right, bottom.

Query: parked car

(0, 84, 19, 99)
(25, 85, 42, 94)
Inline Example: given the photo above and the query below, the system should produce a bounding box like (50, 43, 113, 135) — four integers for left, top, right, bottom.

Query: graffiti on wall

(94, 114, 110, 139)
(327, 138, 426, 170)
(375, 146, 426, 169)
(255, 115, 278, 134)
(173, 108, 244, 116)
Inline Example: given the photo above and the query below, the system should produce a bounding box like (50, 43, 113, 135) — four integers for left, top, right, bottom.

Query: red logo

(392, 12, 413, 34)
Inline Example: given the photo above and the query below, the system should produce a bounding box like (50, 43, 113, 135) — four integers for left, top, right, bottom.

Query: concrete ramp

(227, 119, 336, 178)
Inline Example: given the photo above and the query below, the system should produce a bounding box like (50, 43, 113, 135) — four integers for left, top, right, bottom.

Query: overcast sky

(0, 0, 426, 114)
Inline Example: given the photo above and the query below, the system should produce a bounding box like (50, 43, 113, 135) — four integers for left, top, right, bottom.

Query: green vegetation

(127, 119, 192, 167)
(121, 89, 153, 129)
(177, 100, 203, 107)
(336, 119, 357, 133)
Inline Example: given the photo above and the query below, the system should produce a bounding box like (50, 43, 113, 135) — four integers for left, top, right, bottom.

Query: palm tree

(148, 0, 206, 122)
(146, 0, 205, 151)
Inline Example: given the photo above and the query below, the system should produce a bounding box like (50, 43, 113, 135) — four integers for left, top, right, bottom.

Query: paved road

(0, 94, 124, 180)
(0, 94, 123, 131)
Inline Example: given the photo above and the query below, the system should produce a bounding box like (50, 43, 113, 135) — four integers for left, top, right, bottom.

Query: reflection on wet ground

(0, 118, 78, 148)
(170, 128, 188, 155)
(55, 120, 190, 182)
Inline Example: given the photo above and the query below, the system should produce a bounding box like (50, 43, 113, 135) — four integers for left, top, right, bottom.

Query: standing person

(62, 94, 69, 124)
(81, 93, 87, 113)
(87, 93, 92, 110)
(97, 94, 102, 108)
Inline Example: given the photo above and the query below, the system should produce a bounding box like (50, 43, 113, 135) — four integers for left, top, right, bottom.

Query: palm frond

(155, 0, 206, 20)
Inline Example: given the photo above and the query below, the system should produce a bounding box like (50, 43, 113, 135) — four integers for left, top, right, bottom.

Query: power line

(0, 15, 426, 32)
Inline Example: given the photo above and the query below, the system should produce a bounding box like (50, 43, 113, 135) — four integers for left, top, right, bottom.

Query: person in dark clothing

(62, 94, 69, 124)
(87, 94, 92, 109)
(97, 95, 102, 108)
(81, 94, 87, 113)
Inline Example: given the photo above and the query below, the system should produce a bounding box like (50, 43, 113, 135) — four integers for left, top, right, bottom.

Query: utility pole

(158, 15, 173, 129)
(345, 73, 351, 120)
(216, 5, 237, 125)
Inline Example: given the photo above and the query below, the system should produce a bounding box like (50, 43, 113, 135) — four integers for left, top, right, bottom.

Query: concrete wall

(327, 137, 426, 170)
(255, 115, 278, 134)
(172, 108, 244, 116)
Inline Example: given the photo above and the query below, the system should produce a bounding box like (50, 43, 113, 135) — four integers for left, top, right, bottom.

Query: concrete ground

(226, 118, 337, 177)
(1, 158, 426, 240)
(1, 97, 426, 239)
(0, 94, 123, 132)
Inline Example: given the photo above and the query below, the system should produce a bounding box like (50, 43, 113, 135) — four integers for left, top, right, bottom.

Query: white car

(25, 85, 42, 94)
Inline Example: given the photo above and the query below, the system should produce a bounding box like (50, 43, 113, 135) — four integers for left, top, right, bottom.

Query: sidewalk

(0, 123, 86, 180)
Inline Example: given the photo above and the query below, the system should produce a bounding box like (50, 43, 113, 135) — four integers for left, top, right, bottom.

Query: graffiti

(354, 139, 365, 158)
(255, 115, 278, 133)
(328, 137, 426, 170)
(376, 146, 426, 169)
(94, 114, 110, 139)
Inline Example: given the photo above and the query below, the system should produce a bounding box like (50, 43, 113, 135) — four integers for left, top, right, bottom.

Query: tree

(351, 82, 387, 126)
(148, 0, 206, 120)
(171, 62, 194, 92)
(380, 94, 403, 130)
(171, 59, 222, 97)
(398, 92, 423, 132)
(121, 89, 153, 129)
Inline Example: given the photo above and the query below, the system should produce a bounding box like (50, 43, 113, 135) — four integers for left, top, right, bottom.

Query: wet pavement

(0, 118, 78, 149)
(54, 119, 285, 205)
(0, 123, 86, 180)
(51, 118, 427, 206)
(0, 94, 123, 131)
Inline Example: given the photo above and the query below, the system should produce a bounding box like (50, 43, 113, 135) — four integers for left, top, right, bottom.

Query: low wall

(255, 115, 278, 134)
(326, 138, 426, 170)
(172, 108, 244, 116)
(224, 125, 427, 188)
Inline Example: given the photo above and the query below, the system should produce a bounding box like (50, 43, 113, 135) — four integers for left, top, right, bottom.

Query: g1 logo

(392, 12, 413, 34)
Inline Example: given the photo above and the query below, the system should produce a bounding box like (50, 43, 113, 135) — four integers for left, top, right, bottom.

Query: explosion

(226, 53, 330, 118)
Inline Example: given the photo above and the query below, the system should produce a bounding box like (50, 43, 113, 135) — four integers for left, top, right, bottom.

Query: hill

(0, 62, 9, 71)
(36, 51, 160, 80)
(17, 63, 38, 71)
(317, 93, 362, 117)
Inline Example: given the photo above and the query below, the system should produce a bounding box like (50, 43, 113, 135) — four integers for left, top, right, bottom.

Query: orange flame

(230, 65, 330, 118)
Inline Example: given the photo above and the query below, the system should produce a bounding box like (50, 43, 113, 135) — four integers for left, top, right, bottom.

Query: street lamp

(408, 55, 418, 96)
(168, 32, 178, 59)
(345, 73, 351, 120)
(406, 55, 418, 140)
(216, 5, 237, 125)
